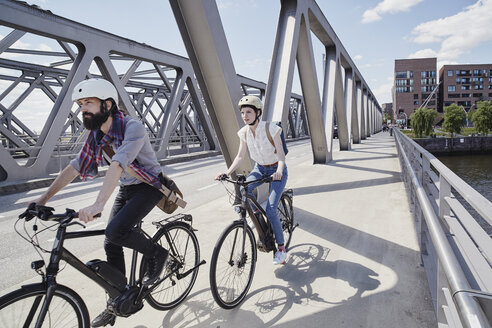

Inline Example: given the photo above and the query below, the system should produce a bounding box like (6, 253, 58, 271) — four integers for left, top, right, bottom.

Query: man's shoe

(142, 247, 168, 285)
(273, 250, 287, 265)
(91, 309, 115, 327)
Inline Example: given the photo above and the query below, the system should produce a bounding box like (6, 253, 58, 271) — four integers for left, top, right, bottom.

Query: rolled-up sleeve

(111, 120, 145, 169)
(69, 155, 81, 172)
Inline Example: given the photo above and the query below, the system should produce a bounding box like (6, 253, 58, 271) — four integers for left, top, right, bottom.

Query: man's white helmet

(72, 78, 118, 103)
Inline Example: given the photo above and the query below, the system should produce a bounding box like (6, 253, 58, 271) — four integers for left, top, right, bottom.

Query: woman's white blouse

(238, 121, 281, 165)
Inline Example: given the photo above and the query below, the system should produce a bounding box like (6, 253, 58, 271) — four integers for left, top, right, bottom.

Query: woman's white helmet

(72, 78, 118, 103)
(238, 95, 263, 111)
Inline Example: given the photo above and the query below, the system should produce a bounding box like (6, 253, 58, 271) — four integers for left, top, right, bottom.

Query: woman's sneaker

(273, 250, 287, 265)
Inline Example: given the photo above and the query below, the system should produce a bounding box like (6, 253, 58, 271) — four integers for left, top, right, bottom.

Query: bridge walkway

(1, 132, 437, 327)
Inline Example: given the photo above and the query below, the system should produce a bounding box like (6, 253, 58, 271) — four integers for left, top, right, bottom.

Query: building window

(421, 86, 435, 92)
(421, 78, 436, 85)
(462, 93, 471, 98)
(448, 94, 460, 98)
(456, 78, 461, 84)
(457, 70, 471, 76)
(414, 101, 419, 105)
(396, 79, 413, 86)
(473, 69, 480, 75)
(396, 86, 414, 93)
(395, 71, 413, 79)
(414, 94, 419, 99)
(448, 70, 453, 77)
(461, 85, 470, 90)
(488, 77, 492, 83)
(474, 84, 483, 90)
(421, 71, 436, 78)
(473, 93, 482, 97)
(448, 86, 456, 92)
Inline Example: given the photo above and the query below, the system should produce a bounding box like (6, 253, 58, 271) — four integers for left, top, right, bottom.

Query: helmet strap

(248, 109, 261, 126)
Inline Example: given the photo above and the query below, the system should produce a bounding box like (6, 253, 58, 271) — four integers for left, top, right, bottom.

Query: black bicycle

(0, 205, 205, 327)
(209, 174, 296, 309)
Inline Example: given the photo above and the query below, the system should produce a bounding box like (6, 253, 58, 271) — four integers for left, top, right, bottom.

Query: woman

(215, 95, 288, 265)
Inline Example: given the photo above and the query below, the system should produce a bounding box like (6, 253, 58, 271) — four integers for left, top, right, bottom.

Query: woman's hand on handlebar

(215, 173, 229, 181)
(271, 170, 283, 181)
(79, 203, 104, 223)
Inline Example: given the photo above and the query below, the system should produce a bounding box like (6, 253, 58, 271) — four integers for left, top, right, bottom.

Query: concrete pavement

(1, 132, 437, 327)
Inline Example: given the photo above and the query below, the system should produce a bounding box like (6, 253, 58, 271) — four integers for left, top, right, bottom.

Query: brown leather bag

(102, 146, 186, 214)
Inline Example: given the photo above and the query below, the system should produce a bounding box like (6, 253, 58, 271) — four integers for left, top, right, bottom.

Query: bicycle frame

(33, 218, 179, 326)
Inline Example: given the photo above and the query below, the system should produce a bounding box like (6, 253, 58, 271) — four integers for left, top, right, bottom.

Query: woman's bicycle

(209, 174, 296, 309)
(0, 204, 205, 327)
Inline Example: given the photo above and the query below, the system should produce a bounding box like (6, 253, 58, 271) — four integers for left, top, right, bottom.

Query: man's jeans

(245, 163, 288, 245)
(104, 183, 162, 275)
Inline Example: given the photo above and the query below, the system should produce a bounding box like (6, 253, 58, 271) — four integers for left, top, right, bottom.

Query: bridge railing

(394, 128, 492, 328)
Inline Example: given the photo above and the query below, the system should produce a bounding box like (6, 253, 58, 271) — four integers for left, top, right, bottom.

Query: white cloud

(361, 0, 424, 23)
(354, 55, 363, 60)
(410, 0, 492, 61)
(373, 77, 394, 104)
(408, 48, 439, 59)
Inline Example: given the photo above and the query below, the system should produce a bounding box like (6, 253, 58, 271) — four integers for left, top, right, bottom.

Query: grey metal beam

(298, 14, 328, 163)
(169, 0, 252, 175)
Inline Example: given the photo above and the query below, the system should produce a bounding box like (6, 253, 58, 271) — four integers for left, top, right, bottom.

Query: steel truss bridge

(0, 0, 381, 182)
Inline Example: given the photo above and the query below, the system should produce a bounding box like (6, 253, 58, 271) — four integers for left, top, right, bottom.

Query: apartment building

(393, 58, 437, 125)
(438, 64, 492, 113)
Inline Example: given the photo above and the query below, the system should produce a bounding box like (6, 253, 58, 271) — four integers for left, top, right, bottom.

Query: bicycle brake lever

(66, 221, 86, 229)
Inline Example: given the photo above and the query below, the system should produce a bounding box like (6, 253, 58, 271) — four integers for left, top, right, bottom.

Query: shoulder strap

(265, 122, 277, 153)
(101, 145, 186, 208)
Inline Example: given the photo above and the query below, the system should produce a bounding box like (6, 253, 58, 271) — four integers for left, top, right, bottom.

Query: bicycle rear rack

(152, 213, 193, 228)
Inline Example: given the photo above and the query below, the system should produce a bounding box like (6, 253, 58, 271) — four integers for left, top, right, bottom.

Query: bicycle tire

(0, 283, 89, 328)
(140, 221, 200, 311)
(209, 221, 257, 309)
(277, 192, 294, 249)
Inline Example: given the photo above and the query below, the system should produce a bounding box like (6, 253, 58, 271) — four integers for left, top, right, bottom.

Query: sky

(3, 0, 492, 109)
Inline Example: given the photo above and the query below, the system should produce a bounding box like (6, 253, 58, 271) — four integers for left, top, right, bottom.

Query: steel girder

(0, 0, 217, 181)
(170, 0, 382, 167)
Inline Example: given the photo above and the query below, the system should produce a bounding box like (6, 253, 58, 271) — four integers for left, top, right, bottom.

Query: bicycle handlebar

(218, 174, 273, 186)
(19, 203, 101, 223)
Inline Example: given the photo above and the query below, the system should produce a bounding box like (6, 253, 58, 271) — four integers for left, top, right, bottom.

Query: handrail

(394, 128, 491, 328)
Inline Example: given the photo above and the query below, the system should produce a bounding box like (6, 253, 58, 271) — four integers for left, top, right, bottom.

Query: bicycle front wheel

(277, 193, 294, 249)
(0, 283, 89, 328)
(210, 221, 257, 309)
(140, 221, 200, 311)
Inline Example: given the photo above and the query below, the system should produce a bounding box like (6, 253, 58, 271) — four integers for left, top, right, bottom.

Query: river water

(436, 153, 492, 235)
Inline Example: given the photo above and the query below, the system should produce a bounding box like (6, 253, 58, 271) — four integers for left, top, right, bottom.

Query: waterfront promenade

(0, 132, 437, 327)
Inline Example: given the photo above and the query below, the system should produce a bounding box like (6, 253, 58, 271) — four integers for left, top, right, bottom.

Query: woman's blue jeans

(245, 163, 288, 246)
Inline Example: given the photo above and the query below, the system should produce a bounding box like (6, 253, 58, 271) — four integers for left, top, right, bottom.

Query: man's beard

(83, 110, 109, 130)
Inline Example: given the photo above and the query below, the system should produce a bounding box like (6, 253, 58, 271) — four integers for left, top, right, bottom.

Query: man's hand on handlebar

(79, 203, 104, 223)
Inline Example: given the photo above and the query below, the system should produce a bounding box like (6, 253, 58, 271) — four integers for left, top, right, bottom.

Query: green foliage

(442, 104, 466, 135)
(383, 113, 391, 123)
(470, 101, 492, 136)
(410, 107, 437, 138)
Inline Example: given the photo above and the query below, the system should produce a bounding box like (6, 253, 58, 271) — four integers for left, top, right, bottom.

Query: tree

(471, 101, 492, 136)
(442, 104, 466, 135)
(410, 107, 437, 138)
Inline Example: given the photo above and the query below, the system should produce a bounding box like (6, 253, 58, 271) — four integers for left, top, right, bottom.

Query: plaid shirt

(78, 111, 161, 188)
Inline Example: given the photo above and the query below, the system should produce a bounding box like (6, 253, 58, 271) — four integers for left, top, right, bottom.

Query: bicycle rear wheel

(140, 221, 200, 311)
(277, 192, 294, 249)
(210, 221, 257, 309)
(0, 283, 89, 328)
